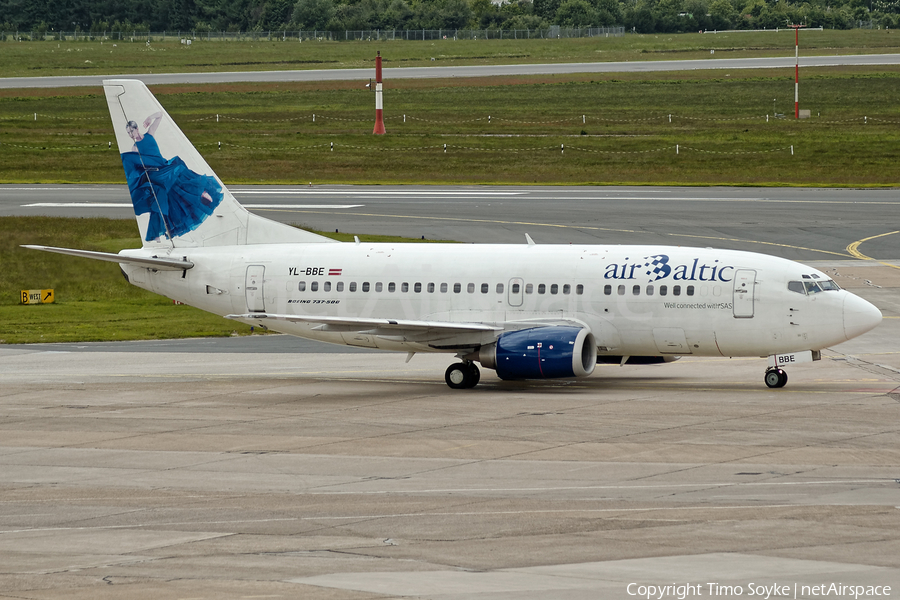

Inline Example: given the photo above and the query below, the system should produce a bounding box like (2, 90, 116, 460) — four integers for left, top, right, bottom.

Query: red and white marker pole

(373, 50, 385, 135)
(790, 25, 804, 119)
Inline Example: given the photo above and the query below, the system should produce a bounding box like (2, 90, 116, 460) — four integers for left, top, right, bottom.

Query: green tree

(292, 0, 335, 29)
(556, 0, 597, 25)
(709, 0, 738, 28)
(534, 0, 562, 20)
(591, 0, 623, 25)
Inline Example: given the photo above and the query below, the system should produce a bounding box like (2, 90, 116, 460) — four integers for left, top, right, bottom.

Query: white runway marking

(231, 189, 524, 196)
(22, 202, 364, 209)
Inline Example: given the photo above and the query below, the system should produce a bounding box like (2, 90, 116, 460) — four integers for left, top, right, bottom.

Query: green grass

(1, 30, 899, 77)
(0, 216, 448, 344)
(2, 67, 899, 186)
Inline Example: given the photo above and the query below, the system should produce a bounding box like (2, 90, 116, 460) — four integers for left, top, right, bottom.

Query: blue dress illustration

(122, 114, 223, 242)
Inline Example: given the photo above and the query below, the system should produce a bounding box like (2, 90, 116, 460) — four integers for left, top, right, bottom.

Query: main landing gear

(764, 367, 788, 388)
(445, 361, 480, 389)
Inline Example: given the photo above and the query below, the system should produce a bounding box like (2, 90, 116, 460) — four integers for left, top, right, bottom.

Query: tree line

(3, 0, 897, 36)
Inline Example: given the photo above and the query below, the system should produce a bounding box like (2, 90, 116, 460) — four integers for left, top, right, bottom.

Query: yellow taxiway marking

(846, 231, 900, 270)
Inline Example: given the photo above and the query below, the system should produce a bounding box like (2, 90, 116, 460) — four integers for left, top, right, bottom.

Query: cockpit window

(794, 276, 840, 294)
(788, 281, 806, 294)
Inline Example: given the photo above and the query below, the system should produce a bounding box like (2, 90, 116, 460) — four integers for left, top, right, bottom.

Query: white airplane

(26, 79, 882, 389)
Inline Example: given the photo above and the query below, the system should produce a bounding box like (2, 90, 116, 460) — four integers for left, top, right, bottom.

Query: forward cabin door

(245, 265, 266, 312)
(733, 269, 756, 318)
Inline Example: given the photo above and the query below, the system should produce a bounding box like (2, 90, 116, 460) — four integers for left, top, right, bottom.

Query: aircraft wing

(225, 314, 596, 350)
(226, 313, 502, 337)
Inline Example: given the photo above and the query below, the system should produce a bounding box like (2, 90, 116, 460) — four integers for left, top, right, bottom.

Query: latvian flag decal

(328, 268, 342, 276)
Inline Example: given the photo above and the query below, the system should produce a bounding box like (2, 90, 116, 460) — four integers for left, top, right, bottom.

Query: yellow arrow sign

(21, 289, 54, 304)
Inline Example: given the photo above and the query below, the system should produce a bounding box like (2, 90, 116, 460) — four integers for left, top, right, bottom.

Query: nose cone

(843, 293, 882, 340)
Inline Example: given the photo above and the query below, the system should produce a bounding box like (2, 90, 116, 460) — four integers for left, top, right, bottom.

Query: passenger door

(245, 265, 266, 312)
(733, 269, 756, 318)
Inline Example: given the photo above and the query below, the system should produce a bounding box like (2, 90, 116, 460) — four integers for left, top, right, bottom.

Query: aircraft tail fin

(103, 79, 335, 248)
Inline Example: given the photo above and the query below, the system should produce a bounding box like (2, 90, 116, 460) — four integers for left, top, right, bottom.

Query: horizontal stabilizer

(23, 245, 194, 271)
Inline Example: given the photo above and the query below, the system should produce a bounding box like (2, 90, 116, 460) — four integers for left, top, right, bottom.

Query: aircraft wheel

(777, 370, 788, 387)
(445, 362, 479, 389)
(764, 368, 787, 388)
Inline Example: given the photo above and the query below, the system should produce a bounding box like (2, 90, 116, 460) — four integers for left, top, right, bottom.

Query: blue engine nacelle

(476, 326, 597, 380)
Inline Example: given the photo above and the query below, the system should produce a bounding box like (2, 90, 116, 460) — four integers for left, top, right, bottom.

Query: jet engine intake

(476, 326, 597, 380)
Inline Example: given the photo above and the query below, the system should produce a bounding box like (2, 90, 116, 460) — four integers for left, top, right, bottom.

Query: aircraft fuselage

(121, 242, 871, 359)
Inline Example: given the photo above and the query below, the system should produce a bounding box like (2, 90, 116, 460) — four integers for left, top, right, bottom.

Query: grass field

(2, 30, 900, 77)
(2, 66, 899, 186)
(2, 31, 899, 187)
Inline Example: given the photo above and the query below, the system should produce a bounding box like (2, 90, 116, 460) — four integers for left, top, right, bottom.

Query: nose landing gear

(764, 367, 788, 388)
(445, 361, 481, 389)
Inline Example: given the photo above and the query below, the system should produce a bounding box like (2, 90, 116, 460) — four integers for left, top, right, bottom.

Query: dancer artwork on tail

(122, 111, 223, 241)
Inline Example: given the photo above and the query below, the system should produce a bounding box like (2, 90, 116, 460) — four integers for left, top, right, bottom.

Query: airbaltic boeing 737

(26, 80, 882, 389)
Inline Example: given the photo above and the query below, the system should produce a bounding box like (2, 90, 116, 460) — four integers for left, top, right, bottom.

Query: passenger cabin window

(496, 283, 504, 294)
(550, 284, 558, 295)
(362, 282, 370, 292)
(454, 283, 462, 293)
(467, 283, 475, 293)
(414, 283, 422, 293)
(604, 284, 612, 296)
(659, 285, 667, 296)
(298, 281, 306, 292)
(375, 282, 383, 292)
(576, 284, 584, 295)
(481, 283, 489, 294)
(350, 282, 357, 292)
(673, 285, 681, 296)
(618, 285, 625, 296)
(323, 281, 331, 292)
(686, 285, 695, 296)
(428, 283, 435, 293)
(337, 282, 344, 292)
(632, 285, 640, 296)
(538, 284, 546, 294)
(646, 285, 654, 296)
(526, 284, 534, 294)
(563, 284, 570, 295)
(511, 283, 520, 294)
(440, 283, 448, 293)
(311, 281, 319, 292)
(400, 282, 407, 292)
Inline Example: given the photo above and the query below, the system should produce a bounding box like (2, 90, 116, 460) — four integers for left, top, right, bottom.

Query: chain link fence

(3, 27, 625, 43)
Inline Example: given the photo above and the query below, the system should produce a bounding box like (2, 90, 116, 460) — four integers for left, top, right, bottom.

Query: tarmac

(1, 262, 898, 599)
